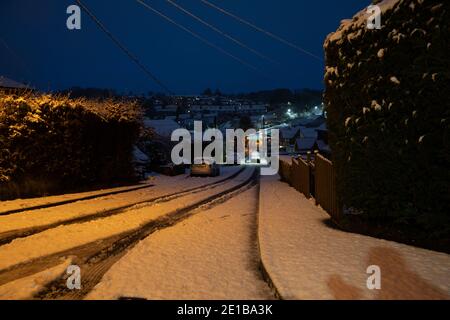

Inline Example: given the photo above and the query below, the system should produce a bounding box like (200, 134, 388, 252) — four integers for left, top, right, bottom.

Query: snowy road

(1, 166, 448, 300)
(0, 166, 275, 299)
(87, 186, 274, 300)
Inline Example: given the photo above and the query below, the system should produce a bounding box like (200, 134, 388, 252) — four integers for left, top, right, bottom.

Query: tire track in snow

(0, 167, 246, 246)
(87, 175, 276, 300)
(0, 168, 255, 297)
(35, 168, 258, 299)
(0, 184, 155, 216)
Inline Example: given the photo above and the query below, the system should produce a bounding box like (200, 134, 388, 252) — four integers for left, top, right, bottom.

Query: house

(316, 140, 331, 156)
(299, 126, 318, 139)
(153, 104, 178, 114)
(280, 126, 301, 145)
(295, 137, 318, 153)
(143, 119, 180, 138)
(315, 123, 329, 144)
(0, 76, 30, 94)
(305, 115, 326, 128)
(279, 126, 302, 153)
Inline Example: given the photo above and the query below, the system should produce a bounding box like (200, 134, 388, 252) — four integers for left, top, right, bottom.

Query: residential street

(87, 185, 274, 300)
(0, 166, 448, 300)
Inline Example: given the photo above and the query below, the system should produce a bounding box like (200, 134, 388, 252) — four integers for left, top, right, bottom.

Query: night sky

(0, 0, 367, 95)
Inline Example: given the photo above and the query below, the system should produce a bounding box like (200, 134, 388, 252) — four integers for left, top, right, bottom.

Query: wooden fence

(314, 154, 341, 222)
(279, 159, 291, 183)
(291, 157, 311, 199)
(279, 153, 341, 222)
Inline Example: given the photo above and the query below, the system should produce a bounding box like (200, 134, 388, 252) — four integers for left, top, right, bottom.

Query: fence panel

(279, 159, 292, 185)
(291, 157, 311, 199)
(315, 154, 341, 222)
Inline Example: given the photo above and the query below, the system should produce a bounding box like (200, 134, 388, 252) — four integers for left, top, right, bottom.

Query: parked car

(190, 157, 220, 177)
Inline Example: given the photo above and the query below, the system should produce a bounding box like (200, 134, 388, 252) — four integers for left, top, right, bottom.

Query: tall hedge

(323, 0, 449, 238)
(0, 94, 142, 199)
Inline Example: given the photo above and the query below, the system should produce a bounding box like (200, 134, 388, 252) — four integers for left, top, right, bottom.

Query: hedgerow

(323, 0, 450, 238)
(0, 93, 142, 199)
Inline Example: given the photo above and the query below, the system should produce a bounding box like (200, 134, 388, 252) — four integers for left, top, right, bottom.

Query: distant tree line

(231, 88, 323, 108)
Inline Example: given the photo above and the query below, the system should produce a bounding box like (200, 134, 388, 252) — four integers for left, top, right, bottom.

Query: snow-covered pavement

(258, 175, 450, 300)
(87, 186, 274, 300)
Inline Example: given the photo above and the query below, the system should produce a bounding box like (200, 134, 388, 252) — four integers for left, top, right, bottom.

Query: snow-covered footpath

(258, 175, 450, 300)
(87, 186, 274, 300)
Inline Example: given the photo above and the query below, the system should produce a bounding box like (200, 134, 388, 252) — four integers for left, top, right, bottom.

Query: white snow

(0, 258, 72, 300)
(0, 167, 253, 271)
(325, 0, 400, 45)
(0, 167, 242, 236)
(279, 155, 293, 165)
(0, 183, 153, 215)
(390, 76, 401, 85)
(0, 76, 29, 89)
(132, 146, 149, 163)
(143, 118, 180, 137)
(258, 175, 450, 300)
(87, 186, 273, 300)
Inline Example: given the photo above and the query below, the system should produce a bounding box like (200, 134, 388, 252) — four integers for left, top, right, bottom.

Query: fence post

(314, 150, 319, 206)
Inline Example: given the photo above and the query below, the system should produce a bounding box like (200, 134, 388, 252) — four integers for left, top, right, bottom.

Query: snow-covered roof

(315, 123, 327, 131)
(219, 121, 233, 130)
(296, 138, 317, 151)
(304, 116, 326, 128)
(133, 146, 149, 164)
(144, 119, 180, 137)
(299, 127, 318, 139)
(0, 76, 28, 89)
(178, 114, 190, 120)
(280, 127, 300, 140)
(317, 140, 331, 153)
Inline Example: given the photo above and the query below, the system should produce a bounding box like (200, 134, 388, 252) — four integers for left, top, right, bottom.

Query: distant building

(299, 127, 318, 139)
(315, 123, 328, 144)
(189, 103, 267, 115)
(295, 138, 318, 153)
(0, 76, 30, 94)
(144, 119, 180, 138)
(280, 126, 301, 146)
(153, 104, 178, 114)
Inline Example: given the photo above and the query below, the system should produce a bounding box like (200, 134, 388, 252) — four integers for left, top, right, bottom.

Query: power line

(75, 0, 173, 94)
(165, 0, 277, 65)
(136, 0, 265, 76)
(200, 0, 323, 62)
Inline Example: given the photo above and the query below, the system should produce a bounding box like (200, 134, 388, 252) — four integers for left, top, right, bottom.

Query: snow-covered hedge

(0, 94, 142, 199)
(324, 0, 449, 236)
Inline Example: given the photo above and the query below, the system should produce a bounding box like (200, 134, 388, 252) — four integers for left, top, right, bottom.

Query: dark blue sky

(0, 0, 367, 94)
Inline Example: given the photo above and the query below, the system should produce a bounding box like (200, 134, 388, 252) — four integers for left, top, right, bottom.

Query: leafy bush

(0, 93, 142, 199)
(323, 0, 450, 238)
